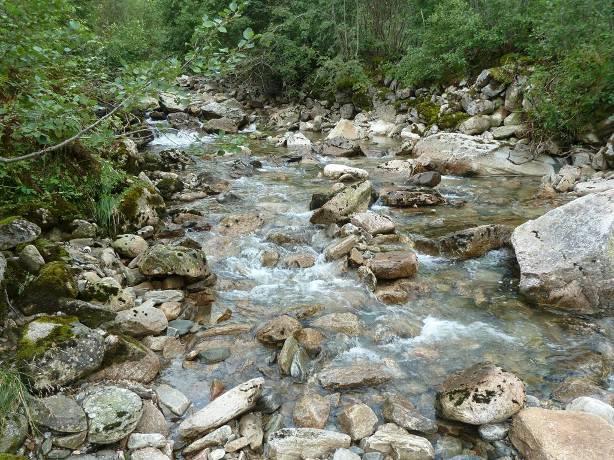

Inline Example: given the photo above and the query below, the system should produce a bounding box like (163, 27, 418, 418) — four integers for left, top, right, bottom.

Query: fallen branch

(0, 101, 125, 164)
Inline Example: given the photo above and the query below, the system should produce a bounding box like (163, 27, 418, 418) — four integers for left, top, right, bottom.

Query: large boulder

(437, 363, 525, 425)
(200, 99, 247, 126)
(0, 217, 41, 250)
(82, 386, 143, 444)
(118, 184, 165, 232)
(414, 133, 557, 176)
(139, 244, 210, 280)
(319, 138, 366, 157)
(265, 428, 351, 460)
(114, 305, 168, 337)
(31, 394, 87, 435)
(310, 181, 373, 225)
(510, 408, 614, 460)
(159, 92, 188, 113)
(179, 378, 264, 438)
(351, 212, 395, 235)
(511, 189, 614, 314)
(18, 316, 105, 391)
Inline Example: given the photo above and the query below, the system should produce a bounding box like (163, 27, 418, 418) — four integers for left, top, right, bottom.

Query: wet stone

(198, 346, 231, 364)
(156, 384, 191, 416)
(293, 393, 331, 429)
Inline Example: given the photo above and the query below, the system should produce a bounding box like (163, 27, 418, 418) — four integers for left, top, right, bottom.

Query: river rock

(327, 119, 363, 141)
(82, 386, 143, 444)
(131, 447, 170, 460)
(118, 184, 165, 231)
(382, 396, 437, 434)
(179, 378, 264, 438)
(437, 363, 525, 425)
(18, 261, 78, 314)
(310, 181, 373, 225)
(380, 189, 445, 207)
(200, 98, 246, 126)
(434, 224, 513, 259)
(217, 212, 265, 236)
(311, 312, 364, 336)
(139, 244, 210, 280)
(325, 235, 358, 260)
(31, 394, 87, 434)
(351, 212, 395, 235)
(566, 396, 614, 425)
(183, 425, 233, 454)
(360, 423, 434, 459)
(127, 433, 167, 450)
(293, 393, 330, 428)
(459, 115, 492, 135)
(19, 244, 45, 273)
(318, 363, 394, 390)
(257, 315, 302, 345)
(265, 428, 351, 459)
(367, 251, 418, 280)
(90, 335, 160, 383)
(115, 305, 168, 337)
(414, 133, 557, 176)
(323, 164, 369, 181)
(320, 137, 366, 157)
(0, 217, 41, 250)
(511, 189, 614, 314)
(134, 400, 169, 436)
(156, 384, 191, 416)
(20, 317, 105, 391)
(294, 328, 325, 356)
(407, 171, 441, 187)
(509, 407, 614, 460)
(338, 403, 378, 440)
(159, 92, 187, 112)
(333, 448, 361, 460)
(240, 412, 264, 449)
(478, 422, 509, 441)
(112, 234, 149, 258)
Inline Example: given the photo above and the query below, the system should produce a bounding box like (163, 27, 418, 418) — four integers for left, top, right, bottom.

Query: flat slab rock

(360, 423, 434, 459)
(510, 407, 614, 460)
(318, 363, 394, 390)
(511, 189, 614, 314)
(265, 428, 351, 459)
(179, 378, 264, 438)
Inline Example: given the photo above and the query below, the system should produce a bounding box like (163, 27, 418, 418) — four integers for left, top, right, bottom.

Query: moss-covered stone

(416, 100, 441, 126)
(16, 315, 77, 361)
(32, 238, 69, 262)
(439, 112, 470, 130)
(18, 261, 77, 315)
(118, 183, 165, 231)
(490, 65, 516, 85)
(0, 454, 28, 460)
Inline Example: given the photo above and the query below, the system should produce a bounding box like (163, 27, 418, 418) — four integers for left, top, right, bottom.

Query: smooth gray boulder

(511, 189, 614, 314)
(414, 133, 557, 176)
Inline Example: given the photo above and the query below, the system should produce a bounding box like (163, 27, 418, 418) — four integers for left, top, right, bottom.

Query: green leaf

(243, 28, 254, 40)
(229, 2, 238, 12)
(218, 26, 227, 33)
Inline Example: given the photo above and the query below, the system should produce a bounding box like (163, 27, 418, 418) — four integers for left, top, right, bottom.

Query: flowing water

(147, 128, 613, 429)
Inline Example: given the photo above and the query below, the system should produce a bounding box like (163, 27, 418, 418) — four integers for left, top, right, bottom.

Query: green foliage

(0, 364, 31, 434)
(310, 57, 370, 101)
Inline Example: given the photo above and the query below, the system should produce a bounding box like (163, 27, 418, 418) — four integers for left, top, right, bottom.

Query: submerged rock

(437, 363, 525, 425)
(382, 395, 437, 434)
(338, 403, 378, 441)
(256, 315, 302, 345)
(179, 378, 264, 438)
(511, 189, 614, 314)
(265, 428, 351, 460)
(293, 393, 330, 429)
(318, 363, 394, 390)
(510, 407, 614, 460)
(431, 224, 513, 259)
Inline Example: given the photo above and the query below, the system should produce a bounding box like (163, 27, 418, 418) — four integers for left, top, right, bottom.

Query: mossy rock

(16, 315, 77, 361)
(18, 317, 105, 391)
(416, 100, 441, 126)
(439, 112, 470, 130)
(155, 177, 184, 200)
(57, 299, 117, 328)
(18, 261, 77, 315)
(80, 277, 120, 303)
(118, 183, 165, 232)
(0, 455, 28, 460)
(489, 65, 516, 85)
(139, 244, 209, 279)
(32, 239, 69, 262)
